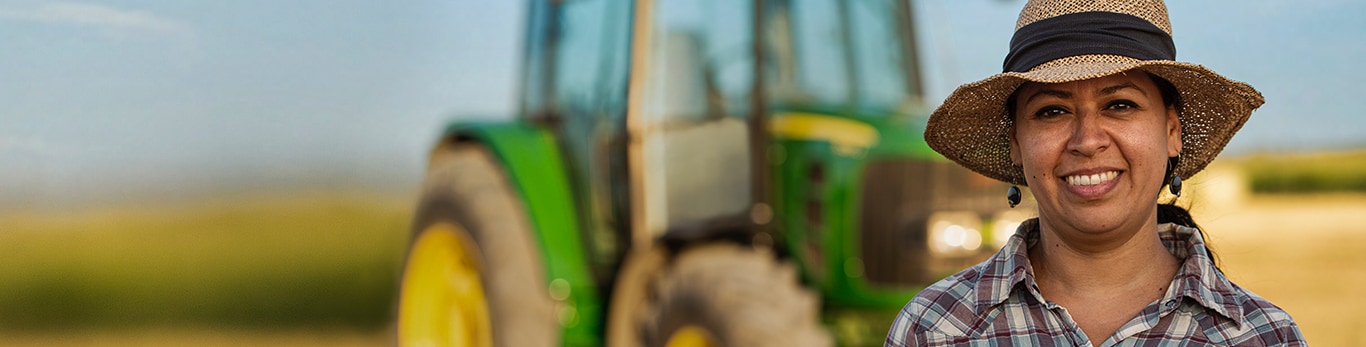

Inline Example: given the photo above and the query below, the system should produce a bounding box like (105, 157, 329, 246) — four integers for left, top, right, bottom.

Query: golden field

(1202, 193, 1366, 345)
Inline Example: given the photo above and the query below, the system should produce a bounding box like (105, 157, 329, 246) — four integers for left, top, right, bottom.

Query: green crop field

(0, 191, 412, 335)
(1237, 150, 1366, 193)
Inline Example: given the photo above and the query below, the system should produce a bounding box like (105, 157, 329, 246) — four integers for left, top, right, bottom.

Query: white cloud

(0, 1, 190, 37)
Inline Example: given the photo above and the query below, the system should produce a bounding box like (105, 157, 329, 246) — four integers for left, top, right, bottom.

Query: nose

(1066, 112, 1109, 157)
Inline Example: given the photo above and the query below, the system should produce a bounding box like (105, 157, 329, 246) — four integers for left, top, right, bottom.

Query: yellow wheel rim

(398, 223, 492, 347)
(664, 325, 718, 347)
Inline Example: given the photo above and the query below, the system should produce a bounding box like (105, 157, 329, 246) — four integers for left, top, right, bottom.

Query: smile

(1065, 171, 1118, 186)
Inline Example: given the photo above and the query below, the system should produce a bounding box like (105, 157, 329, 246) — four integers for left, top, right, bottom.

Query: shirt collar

(972, 218, 1244, 323)
(1158, 223, 1244, 323)
(973, 218, 1039, 313)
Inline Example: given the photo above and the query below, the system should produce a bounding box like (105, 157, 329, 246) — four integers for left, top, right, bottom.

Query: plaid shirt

(886, 219, 1305, 346)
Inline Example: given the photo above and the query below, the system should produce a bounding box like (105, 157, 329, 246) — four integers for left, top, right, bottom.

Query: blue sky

(3, 0, 1364, 207)
(916, 0, 1366, 153)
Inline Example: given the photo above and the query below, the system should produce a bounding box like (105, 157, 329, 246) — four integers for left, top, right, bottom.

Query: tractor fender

(434, 121, 603, 346)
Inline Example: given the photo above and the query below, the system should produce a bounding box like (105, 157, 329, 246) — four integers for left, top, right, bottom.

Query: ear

(1166, 106, 1182, 157)
(1009, 125, 1022, 166)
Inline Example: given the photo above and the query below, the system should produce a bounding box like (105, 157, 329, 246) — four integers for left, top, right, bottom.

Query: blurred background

(3, 0, 1364, 345)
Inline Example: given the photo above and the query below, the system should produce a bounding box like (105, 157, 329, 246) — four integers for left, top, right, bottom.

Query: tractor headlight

(927, 212, 983, 256)
(991, 210, 1031, 250)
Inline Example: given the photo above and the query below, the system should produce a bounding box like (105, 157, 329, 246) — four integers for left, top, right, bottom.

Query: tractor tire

(397, 143, 558, 347)
(607, 243, 832, 347)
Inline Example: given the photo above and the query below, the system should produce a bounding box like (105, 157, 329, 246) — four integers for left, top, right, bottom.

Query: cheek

(1132, 122, 1174, 154)
(1015, 133, 1062, 181)
(1118, 122, 1175, 178)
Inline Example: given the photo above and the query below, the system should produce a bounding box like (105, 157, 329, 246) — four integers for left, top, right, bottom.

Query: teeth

(1066, 171, 1117, 186)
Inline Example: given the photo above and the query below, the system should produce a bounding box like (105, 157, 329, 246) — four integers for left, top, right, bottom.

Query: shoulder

(1229, 285, 1306, 345)
(885, 264, 987, 346)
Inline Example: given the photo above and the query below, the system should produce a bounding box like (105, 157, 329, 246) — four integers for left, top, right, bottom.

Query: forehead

(1016, 71, 1160, 98)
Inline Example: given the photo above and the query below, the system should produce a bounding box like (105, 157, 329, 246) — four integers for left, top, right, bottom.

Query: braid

(1157, 202, 1218, 268)
(1151, 72, 1218, 268)
(1156, 203, 1198, 229)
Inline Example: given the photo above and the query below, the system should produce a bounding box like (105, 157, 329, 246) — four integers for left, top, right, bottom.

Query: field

(0, 191, 411, 345)
(1237, 150, 1366, 193)
(0, 329, 387, 347)
(1201, 193, 1366, 345)
(1, 155, 1364, 345)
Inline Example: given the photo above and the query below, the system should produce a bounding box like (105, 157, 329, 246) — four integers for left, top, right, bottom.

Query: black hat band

(1003, 11, 1176, 73)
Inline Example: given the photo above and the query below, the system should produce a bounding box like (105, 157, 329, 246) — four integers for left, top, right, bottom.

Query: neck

(1029, 216, 1177, 292)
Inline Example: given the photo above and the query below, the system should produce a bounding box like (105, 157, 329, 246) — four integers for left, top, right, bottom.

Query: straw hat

(925, 0, 1264, 186)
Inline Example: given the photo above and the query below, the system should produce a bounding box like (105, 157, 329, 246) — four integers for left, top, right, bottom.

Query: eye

(1106, 100, 1139, 111)
(1033, 106, 1068, 119)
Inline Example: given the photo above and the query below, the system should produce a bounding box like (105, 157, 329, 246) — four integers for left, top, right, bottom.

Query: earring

(1167, 154, 1182, 197)
(1169, 175, 1182, 197)
(1007, 185, 1021, 208)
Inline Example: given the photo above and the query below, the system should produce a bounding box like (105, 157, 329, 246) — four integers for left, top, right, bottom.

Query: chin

(1072, 221, 1127, 235)
(1057, 206, 1137, 234)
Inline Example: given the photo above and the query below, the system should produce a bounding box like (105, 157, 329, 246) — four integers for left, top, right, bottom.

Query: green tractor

(395, 0, 1029, 346)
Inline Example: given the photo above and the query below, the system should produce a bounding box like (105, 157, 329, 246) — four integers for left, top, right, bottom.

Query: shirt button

(1165, 301, 1177, 308)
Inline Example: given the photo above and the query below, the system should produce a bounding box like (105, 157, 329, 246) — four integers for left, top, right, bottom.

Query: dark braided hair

(1149, 74, 1220, 267)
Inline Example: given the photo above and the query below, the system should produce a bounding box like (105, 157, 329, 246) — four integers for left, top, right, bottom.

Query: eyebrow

(1023, 88, 1070, 106)
(1100, 82, 1147, 97)
(1022, 81, 1147, 105)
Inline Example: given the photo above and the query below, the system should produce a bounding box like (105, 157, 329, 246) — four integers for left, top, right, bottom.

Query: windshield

(767, 0, 922, 114)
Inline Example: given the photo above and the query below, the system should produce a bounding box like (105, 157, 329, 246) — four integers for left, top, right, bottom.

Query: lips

(1064, 171, 1118, 186)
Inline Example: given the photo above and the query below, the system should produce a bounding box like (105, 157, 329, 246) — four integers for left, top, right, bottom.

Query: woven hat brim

(925, 54, 1264, 186)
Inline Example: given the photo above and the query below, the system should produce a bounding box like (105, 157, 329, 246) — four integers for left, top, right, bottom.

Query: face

(1009, 72, 1182, 239)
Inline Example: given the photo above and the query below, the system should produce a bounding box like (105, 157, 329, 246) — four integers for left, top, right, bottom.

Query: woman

(886, 0, 1305, 346)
